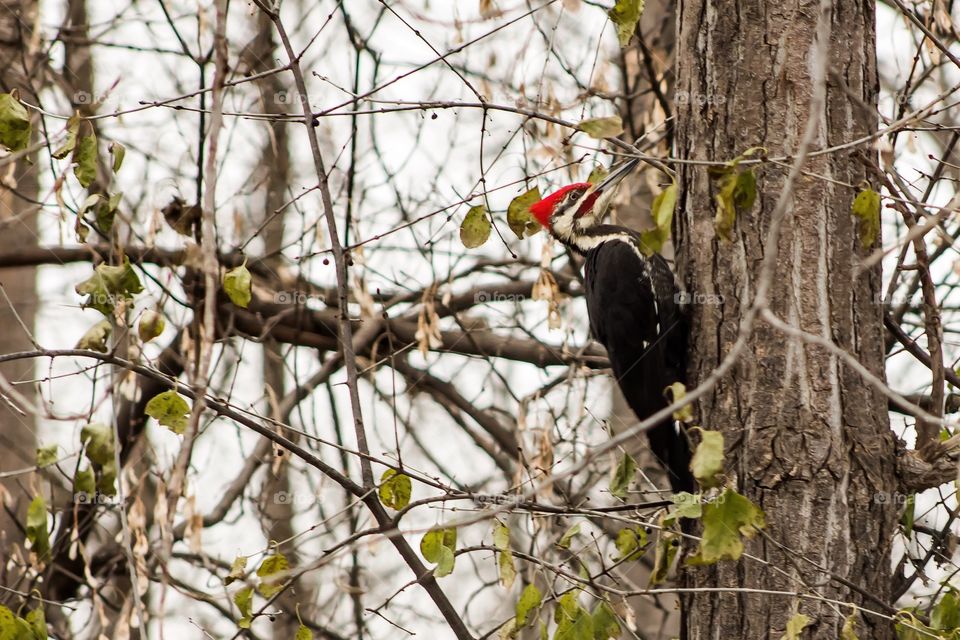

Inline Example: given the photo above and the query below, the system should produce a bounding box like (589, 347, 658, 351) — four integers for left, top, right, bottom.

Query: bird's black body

(529, 160, 694, 493)
(582, 230, 694, 493)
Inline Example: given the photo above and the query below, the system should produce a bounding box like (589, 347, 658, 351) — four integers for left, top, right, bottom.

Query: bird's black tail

(647, 420, 694, 494)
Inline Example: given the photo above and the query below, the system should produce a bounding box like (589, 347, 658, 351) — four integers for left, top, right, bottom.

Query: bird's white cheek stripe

(552, 213, 575, 241)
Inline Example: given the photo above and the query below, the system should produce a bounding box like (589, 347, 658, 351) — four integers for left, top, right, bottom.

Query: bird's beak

(593, 157, 640, 195)
(573, 157, 640, 221)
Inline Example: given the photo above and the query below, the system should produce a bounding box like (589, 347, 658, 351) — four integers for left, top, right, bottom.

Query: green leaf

(76, 319, 112, 352)
(664, 381, 693, 423)
(497, 550, 517, 589)
(516, 584, 542, 628)
(0, 92, 31, 152)
(421, 528, 457, 577)
(607, 0, 645, 47)
(52, 113, 81, 159)
(1, 605, 29, 640)
(256, 552, 289, 598)
(223, 262, 252, 309)
(80, 423, 115, 466)
(0, 605, 31, 640)
(109, 141, 126, 173)
(734, 169, 757, 211)
(591, 601, 621, 640)
(138, 310, 166, 343)
(894, 610, 933, 640)
(841, 611, 860, 640)
(649, 526, 678, 585)
(144, 390, 191, 435)
(75, 258, 143, 316)
(26, 495, 50, 560)
(690, 429, 724, 489)
(578, 116, 623, 139)
(852, 188, 881, 250)
(420, 529, 446, 563)
(493, 521, 510, 549)
(295, 625, 313, 640)
(74, 466, 95, 496)
(499, 617, 519, 640)
(460, 204, 491, 248)
(554, 591, 577, 623)
(586, 165, 608, 185)
(688, 488, 765, 565)
(738, 146, 767, 160)
(780, 613, 811, 640)
(73, 133, 98, 188)
(24, 606, 46, 640)
(234, 586, 253, 629)
(97, 457, 117, 496)
(900, 493, 916, 537)
(672, 491, 703, 519)
(434, 545, 455, 577)
(379, 469, 412, 510)
(608, 452, 637, 499)
(508, 187, 543, 239)
(712, 167, 757, 241)
(639, 183, 677, 256)
(36, 444, 59, 468)
(932, 591, 960, 631)
(442, 528, 457, 559)
(613, 527, 646, 562)
(79, 193, 101, 218)
(494, 521, 516, 589)
(554, 592, 593, 640)
(225, 555, 248, 586)
(94, 191, 122, 234)
(714, 172, 737, 241)
(557, 523, 581, 549)
(557, 620, 587, 640)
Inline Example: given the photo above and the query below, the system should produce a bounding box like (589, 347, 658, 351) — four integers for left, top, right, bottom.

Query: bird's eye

(566, 188, 586, 206)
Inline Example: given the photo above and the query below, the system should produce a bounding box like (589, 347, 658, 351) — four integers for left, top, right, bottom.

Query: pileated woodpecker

(529, 159, 694, 493)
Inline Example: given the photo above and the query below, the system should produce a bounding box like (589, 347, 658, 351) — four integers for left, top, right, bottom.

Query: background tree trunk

(675, 1, 897, 638)
(0, 0, 39, 587)
(246, 12, 307, 638)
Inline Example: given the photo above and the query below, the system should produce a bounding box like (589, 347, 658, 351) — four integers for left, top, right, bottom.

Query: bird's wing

(584, 240, 662, 360)
(646, 252, 688, 380)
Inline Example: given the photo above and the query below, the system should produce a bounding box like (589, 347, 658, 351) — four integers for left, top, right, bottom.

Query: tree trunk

(675, 1, 897, 638)
(0, 0, 39, 586)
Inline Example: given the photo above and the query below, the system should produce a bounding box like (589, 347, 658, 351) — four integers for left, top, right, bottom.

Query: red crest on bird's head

(529, 182, 593, 229)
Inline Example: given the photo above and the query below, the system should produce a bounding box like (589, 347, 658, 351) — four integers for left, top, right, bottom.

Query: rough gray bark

(0, 0, 39, 587)
(675, 1, 897, 638)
